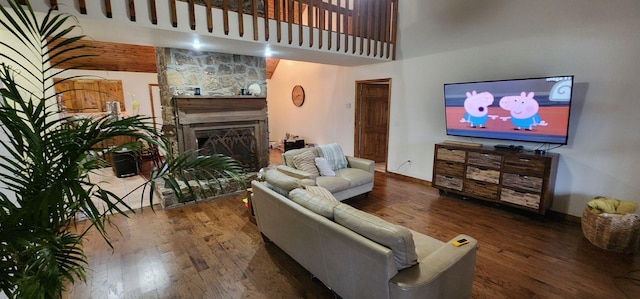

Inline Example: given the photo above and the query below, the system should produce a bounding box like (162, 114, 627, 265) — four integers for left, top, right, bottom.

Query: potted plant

(0, 1, 244, 298)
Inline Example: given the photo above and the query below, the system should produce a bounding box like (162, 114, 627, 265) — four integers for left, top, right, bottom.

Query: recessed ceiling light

(193, 40, 201, 50)
(264, 47, 272, 57)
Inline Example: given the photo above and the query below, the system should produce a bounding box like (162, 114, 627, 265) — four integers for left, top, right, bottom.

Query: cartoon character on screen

(459, 90, 498, 128)
(499, 91, 548, 130)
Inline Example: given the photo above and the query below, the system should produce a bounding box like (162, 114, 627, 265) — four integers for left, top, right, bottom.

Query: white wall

(267, 60, 354, 150)
(267, 0, 640, 217)
(0, 23, 25, 206)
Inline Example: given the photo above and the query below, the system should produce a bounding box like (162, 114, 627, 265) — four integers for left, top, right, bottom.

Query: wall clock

(292, 85, 305, 107)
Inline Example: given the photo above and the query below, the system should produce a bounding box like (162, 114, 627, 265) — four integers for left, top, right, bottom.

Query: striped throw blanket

(318, 143, 347, 170)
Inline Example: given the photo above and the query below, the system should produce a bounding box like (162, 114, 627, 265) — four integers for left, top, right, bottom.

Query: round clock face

(292, 85, 305, 107)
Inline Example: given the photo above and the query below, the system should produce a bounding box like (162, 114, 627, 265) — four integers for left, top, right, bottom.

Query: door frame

(354, 78, 391, 169)
(148, 83, 160, 131)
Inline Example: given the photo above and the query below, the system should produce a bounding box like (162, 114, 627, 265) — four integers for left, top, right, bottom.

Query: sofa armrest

(276, 165, 314, 180)
(346, 156, 375, 174)
(388, 234, 477, 299)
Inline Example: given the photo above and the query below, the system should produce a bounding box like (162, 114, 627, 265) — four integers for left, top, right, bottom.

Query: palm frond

(0, 1, 244, 297)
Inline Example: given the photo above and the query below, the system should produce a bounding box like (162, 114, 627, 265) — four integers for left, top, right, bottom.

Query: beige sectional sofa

(251, 179, 478, 299)
(276, 145, 375, 201)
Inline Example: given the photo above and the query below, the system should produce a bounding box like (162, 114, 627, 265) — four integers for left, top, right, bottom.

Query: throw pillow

(292, 151, 320, 177)
(304, 185, 338, 202)
(315, 157, 336, 176)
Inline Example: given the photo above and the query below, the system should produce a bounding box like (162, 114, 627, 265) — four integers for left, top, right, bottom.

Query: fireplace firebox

(174, 96, 269, 172)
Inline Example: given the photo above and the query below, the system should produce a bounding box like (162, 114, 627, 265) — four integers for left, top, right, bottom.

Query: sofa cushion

(315, 176, 351, 193)
(334, 168, 375, 187)
(292, 150, 320, 177)
(289, 188, 339, 219)
(334, 204, 418, 270)
(264, 182, 290, 197)
(315, 157, 336, 176)
(265, 169, 314, 194)
(304, 185, 339, 202)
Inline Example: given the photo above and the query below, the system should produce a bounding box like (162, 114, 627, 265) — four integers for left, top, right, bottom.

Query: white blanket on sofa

(318, 143, 347, 170)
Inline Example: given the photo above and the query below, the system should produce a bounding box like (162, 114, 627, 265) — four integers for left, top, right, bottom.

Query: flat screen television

(443, 75, 574, 145)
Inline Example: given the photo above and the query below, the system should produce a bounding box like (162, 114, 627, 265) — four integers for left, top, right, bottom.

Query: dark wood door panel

(358, 82, 389, 163)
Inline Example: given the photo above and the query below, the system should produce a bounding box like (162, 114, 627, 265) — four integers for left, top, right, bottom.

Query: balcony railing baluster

(188, 0, 196, 30)
(34, 0, 397, 60)
(129, 0, 136, 22)
(276, 0, 283, 42)
(78, 0, 86, 14)
(252, 0, 259, 40)
(264, 0, 269, 40)
(297, 1, 303, 46)
(170, 0, 178, 27)
(222, 0, 229, 34)
(206, 0, 213, 32)
(238, 0, 244, 37)
(105, 0, 112, 18)
(150, 0, 158, 24)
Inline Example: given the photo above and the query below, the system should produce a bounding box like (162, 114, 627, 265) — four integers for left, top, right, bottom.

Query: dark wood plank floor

(65, 152, 640, 298)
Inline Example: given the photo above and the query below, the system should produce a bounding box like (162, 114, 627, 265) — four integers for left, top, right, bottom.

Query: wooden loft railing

(40, 0, 398, 60)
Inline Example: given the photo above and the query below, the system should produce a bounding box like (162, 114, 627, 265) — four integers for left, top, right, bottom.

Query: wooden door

(99, 80, 126, 112)
(73, 79, 102, 112)
(355, 81, 390, 163)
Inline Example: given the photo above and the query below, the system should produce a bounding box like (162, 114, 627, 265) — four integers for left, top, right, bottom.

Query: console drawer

(466, 166, 500, 184)
(436, 147, 466, 163)
(503, 156, 546, 176)
(464, 179, 499, 200)
(468, 151, 502, 168)
(500, 188, 541, 209)
(502, 173, 543, 192)
(434, 160, 465, 177)
(434, 174, 463, 191)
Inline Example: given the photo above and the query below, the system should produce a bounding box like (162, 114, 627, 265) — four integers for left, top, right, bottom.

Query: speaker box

(112, 150, 138, 178)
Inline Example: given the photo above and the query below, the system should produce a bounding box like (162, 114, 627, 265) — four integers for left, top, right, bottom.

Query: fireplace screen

(196, 127, 258, 171)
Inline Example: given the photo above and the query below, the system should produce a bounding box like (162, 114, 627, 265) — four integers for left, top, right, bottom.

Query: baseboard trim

(546, 210, 581, 223)
(385, 171, 432, 187)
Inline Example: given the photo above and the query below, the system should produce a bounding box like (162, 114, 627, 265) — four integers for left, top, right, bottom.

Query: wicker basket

(581, 206, 640, 253)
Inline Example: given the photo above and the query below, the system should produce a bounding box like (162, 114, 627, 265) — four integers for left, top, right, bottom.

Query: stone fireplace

(174, 96, 269, 172)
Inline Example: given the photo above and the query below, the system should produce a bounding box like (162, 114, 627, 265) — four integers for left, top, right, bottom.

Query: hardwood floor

(65, 160, 640, 298)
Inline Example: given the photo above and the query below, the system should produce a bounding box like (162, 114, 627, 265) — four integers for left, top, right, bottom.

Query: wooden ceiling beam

(48, 39, 157, 73)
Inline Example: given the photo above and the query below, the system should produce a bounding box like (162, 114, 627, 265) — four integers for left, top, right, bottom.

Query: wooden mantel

(175, 96, 267, 115)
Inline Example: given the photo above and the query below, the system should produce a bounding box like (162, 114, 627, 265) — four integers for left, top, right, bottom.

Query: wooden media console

(432, 143, 559, 215)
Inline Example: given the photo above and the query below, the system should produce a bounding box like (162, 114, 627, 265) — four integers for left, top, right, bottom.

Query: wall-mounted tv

(444, 75, 574, 145)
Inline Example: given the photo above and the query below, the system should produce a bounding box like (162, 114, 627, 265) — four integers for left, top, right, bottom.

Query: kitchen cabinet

(98, 80, 126, 112)
(53, 79, 125, 112)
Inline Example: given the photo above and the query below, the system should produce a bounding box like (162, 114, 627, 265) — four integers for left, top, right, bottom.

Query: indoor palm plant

(0, 1, 244, 298)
